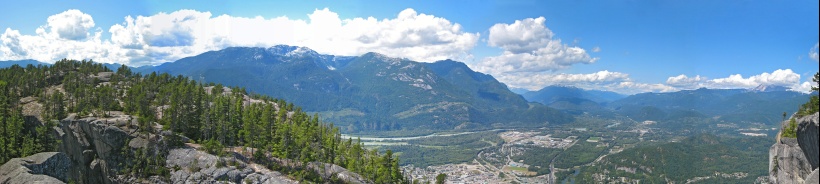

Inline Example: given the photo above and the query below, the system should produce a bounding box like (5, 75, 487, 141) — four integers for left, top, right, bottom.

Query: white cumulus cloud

(665, 74, 707, 88)
(793, 81, 817, 93)
(497, 70, 629, 90)
(472, 17, 599, 92)
(665, 69, 812, 93)
(495, 70, 675, 94)
(0, 8, 479, 66)
(40, 9, 96, 40)
(475, 17, 598, 75)
(611, 82, 677, 94)
(707, 69, 801, 88)
(487, 17, 554, 54)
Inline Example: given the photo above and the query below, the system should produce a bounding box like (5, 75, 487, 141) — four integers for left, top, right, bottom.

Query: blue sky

(0, 0, 817, 94)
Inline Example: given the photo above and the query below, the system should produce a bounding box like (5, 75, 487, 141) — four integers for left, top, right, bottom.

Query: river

(341, 129, 509, 141)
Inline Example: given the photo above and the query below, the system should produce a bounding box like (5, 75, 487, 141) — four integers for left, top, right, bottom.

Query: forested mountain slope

(0, 60, 404, 183)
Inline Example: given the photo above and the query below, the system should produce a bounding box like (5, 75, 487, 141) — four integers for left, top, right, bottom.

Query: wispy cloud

(591, 46, 601, 53)
(810, 42, 819, 62)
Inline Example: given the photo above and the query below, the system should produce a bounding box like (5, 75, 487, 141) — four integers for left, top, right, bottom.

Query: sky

(0, 0, 818, 94)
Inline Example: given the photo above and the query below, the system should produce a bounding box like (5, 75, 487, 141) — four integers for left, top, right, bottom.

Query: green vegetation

(798, 72, 819, 116)
(782, 118, 798, 138)
(435, 173, 447, 184)
(587, 137, 601, 142)
(0, 60, 405, 183)
(785, 71, 819, 138)
(382, 131, 502, 167)
(387, 146, 476, 167)
(575, 134, 771, 183)
(507, 166, 528, 172)
(554, 140, 607, 169)
(510, 146, 562, 175)
(0, 61, 92, 164)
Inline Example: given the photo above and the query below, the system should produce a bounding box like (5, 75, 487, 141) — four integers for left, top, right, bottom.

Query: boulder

(0, 152, 72, 184)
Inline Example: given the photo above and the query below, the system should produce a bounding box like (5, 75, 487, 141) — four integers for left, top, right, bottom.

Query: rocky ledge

(0, 152, 72, 184)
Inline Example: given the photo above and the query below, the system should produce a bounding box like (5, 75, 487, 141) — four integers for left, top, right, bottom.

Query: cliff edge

(0, 113, 304, 183)
(769, 113, 819, 184)
(0, 152, 72, 184)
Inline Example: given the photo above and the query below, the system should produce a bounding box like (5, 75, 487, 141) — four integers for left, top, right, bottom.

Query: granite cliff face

(796, 113, 819, 169)
(769, 113, 819, 184)
(1, 112, 363, 183)
(57, 113, 136, 184)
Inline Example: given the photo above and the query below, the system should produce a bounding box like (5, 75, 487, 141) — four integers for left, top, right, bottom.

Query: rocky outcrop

(0, 152, 72, 184)
(797, 113, 819, 169)
(94, 72, 114, 82)
(57, 113, 139, 184)
(770, 112, 819, 184)
(165, 148, 297, 184)
(4, 111, 369, 183)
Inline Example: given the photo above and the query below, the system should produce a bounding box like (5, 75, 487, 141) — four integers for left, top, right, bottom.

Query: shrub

(203, 139, 224, 156)
(782, 118, 798, 138)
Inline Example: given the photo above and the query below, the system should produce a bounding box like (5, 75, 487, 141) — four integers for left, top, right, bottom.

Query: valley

(344, 113, 780, 183)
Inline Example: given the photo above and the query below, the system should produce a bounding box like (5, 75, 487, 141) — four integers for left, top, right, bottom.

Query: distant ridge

(748, 84, 790, 92)
(0, 59, 47, 68)
(522, 85, 625, 104)
(608, 87, 810, 123)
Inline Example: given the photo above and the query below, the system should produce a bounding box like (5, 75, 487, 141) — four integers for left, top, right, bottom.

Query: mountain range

(140, 45, 572, 134)
(2, 45, 812, 132)
(0, 59, 43, 68)
(608, 88, 812, 123)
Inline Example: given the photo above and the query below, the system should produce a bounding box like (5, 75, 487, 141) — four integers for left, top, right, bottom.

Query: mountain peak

(266, 45, 319, 57)
(361, 52, 404, 64)
(431, 59, 467, 68)
(543, 85, 581, 90)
